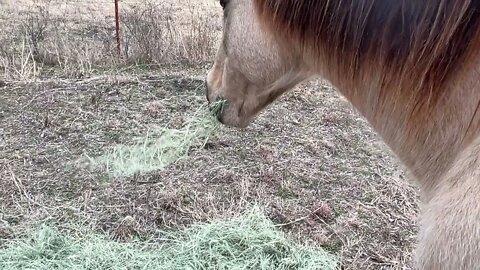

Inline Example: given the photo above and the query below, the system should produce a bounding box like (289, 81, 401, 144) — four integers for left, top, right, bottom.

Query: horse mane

(253, 0, 480, 120)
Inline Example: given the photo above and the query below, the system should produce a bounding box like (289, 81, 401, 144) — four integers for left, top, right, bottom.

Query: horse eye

(220, 0, 227, 9)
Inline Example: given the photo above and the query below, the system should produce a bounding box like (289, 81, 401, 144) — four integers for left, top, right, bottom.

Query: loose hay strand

(89, 101, 225, 177)
(0, 207, 338, 270)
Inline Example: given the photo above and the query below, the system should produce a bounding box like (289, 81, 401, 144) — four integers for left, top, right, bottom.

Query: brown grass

(0, 0, 218, 80)
(120, 1, 217, 66)
(0, 1, 420, 269)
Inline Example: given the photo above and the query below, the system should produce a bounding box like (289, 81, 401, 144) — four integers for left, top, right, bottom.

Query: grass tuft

(87, 101, 224, 177)
(0, 207, 338, 270)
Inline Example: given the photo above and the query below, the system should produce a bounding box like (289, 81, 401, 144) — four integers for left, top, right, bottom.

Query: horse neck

(321, 58, 480, 200)
(253, 0, 480, 199)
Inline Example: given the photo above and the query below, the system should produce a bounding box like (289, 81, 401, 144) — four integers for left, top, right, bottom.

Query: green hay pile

(90, 101, 224, 177)
(0, 207, 337, 270)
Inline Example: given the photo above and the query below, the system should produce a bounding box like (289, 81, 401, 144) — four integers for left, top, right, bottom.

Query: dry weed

(0, 0, 218, 80)
(121, 1, 217, 66)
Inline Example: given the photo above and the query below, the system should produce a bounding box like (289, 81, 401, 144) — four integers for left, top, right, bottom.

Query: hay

(89, 101, 224, 177)
(0, 207, 338, 270)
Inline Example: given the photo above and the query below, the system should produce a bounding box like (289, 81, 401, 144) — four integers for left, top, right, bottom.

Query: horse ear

(220, 0, 228, 9)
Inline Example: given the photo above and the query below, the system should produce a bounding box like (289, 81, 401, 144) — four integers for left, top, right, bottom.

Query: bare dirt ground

(0, 0, 420, 269)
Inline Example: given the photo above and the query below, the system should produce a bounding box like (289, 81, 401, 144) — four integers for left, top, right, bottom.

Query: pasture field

(0, 0, 420, 269)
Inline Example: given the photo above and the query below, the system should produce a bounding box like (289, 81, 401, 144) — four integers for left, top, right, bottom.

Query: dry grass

(0, 0, 218, 80)
(120, 1, 217, 67)
(86, 99, 223, 177)
(0, 72, 419, 269)
(0, 0, 420, 269)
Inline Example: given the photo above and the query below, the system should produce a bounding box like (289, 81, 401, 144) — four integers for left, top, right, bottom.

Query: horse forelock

(253, 0, 480, 121)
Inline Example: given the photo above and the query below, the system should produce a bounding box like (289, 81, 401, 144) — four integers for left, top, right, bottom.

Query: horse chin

(216, 107, 252, 129)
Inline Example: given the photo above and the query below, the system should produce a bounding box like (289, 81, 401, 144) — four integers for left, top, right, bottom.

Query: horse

(205, 0, 480, 269)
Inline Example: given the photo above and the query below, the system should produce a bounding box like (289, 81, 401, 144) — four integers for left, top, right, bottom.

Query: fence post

(114, 0, 121, 55)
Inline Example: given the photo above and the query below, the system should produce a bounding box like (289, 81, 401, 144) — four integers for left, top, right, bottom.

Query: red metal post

(114, 0, 121, 55)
